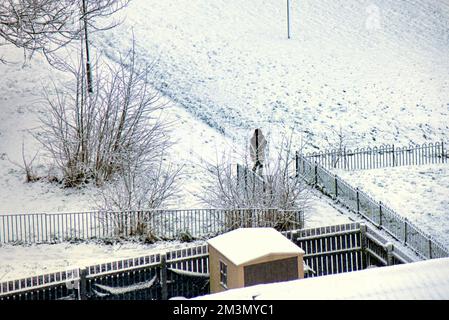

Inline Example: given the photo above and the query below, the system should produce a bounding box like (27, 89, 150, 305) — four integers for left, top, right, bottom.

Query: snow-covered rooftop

(207, 228, 304, 266)
(197, 257, 449, 300)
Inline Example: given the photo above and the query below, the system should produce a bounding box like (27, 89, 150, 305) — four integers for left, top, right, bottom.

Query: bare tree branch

(0, 0, 130, 62)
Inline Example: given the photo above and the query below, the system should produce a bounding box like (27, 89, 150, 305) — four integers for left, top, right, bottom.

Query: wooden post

(160, 254, 168, 300)
(429, 239, 432, 259)
(79, 268, 87, 300)
(314, 162, 318, 186)
(356, 188, 360, 214)
(300, 210, 304, 229)
(334, 174, 338, 199)
(360, 223, 367, 269)
(385, 242, 393, 266)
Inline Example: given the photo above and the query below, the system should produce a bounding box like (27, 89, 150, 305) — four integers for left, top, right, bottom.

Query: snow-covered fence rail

(0, 268, 79, 300)
(304, 141, 447, 171)
(0, 208, 303, 244)
(285, 222, 365, 277)
(0, 243, 209, 300)
(165, 244, 209, 299)
(295, 154, 449, 260)
(365, 227, 415, 266)
(283, 222, 413, 277)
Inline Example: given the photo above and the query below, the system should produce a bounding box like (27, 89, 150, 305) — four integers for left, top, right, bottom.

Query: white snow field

(1, 0, 448, 282)
(197, 257, 449, 300)
(336, 164, 449, 246)
(93, 0, 449, 150)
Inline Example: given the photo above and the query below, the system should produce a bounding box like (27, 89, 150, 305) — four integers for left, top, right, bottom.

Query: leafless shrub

(36, 41, 172, 188)
(94, 158, 183, 241)
(199, 135, 311, 230)
(96, 158, 183, 212)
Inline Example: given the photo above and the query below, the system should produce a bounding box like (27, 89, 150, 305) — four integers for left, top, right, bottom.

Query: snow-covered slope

(1, 1, 448, 221)
(93, 0, 449, 150)
(0, 46, 236, 213)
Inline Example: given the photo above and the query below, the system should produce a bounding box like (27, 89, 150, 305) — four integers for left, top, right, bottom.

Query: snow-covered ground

(0, 240, 203, 282)
(306, 191, 352, 228)
(94, 0, 449, 150)
(0, 46, 348, 281)
(1, 0, 448, 283)
(0, 46, 237, 213)
(336, 164, 449, 246)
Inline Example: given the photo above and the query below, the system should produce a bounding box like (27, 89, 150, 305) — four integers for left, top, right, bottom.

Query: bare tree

(0, 0, 129, 62)
(36, 41, 172, 187)
(199, 135, 311, 230)
(94, 154, 183, 242)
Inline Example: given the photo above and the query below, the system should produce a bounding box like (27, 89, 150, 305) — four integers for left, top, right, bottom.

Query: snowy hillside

(93, 0, 449, 150)
(1, 0, 447, 220)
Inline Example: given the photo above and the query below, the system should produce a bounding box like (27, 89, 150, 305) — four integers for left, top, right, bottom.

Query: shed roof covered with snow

(207, 228, 304, 266)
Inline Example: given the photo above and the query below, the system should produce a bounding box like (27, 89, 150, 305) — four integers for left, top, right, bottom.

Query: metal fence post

(392, 144, 395, 166)
(314, 162, 318, 186)
(429, 239, 433, 259)
(404, 218, 408, 245)
(160, 254, 168, 300)
(442, 141, 445, 163)
(379, 201, 383, 227)
(344, 147, 347, 170)
(356, 188, 360, 214)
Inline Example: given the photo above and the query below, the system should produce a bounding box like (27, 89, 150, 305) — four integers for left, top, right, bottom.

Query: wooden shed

(207, 228, 305, 293)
